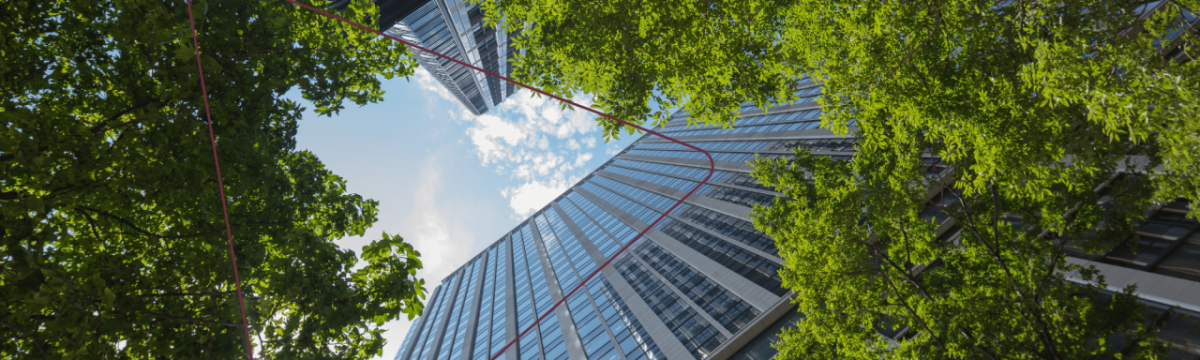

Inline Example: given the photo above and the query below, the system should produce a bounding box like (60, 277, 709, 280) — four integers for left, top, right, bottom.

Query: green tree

(748, 0, 1199, 357)
(752, 149, 1165, 359)
(781, 0, 1200, 219)
(475, 0, 808, 140)
(1, 0, 424, 358)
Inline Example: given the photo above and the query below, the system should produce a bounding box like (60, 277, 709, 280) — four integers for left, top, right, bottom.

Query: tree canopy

(475, 0, 808, 140)
(783, 0, 1199, 220)
(752, 149, 1164, 359)
(1, 0, 424, 358)
(748, 0, 1198, 357)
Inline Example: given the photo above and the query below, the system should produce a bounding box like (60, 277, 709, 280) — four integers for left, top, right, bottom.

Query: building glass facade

(377, 0, 518, 115)
(395, 78, 1200, 359)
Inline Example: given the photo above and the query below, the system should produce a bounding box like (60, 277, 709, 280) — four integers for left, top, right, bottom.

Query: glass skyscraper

(394, 76, 1200, 359)
(375, 0, 519, 115)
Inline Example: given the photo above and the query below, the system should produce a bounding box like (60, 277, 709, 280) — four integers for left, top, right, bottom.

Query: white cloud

(465, 114, 523, 164)
(404, 156, 479, 283)
(454, 89, 608, 217)
(414, 67, 458, 104)
(573, 153, 593, 168)
(502, 180, 572, 218)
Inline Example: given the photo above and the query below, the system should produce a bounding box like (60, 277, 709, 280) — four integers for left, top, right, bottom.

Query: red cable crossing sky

(184, 1, 256, 359)
(283, 2, 715, 359)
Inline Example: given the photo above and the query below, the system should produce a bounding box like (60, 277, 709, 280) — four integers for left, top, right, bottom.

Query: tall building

(374, 0, 519, 115)
(393, 76, 1200, 359)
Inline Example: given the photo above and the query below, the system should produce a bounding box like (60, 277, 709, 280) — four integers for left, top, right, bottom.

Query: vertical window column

(557, 196, 625, 258)
(471, 245, 500, 360)
(517, 223, 569, 359)
(441, 258, 483, 360)
(395, 292, 433, 360)
(509, 228, 545, 359)
(488, 239, 509, 358)
(415, 273, 458, 359)
(433, 270, 469, 359)
(592, 279, 666, 360)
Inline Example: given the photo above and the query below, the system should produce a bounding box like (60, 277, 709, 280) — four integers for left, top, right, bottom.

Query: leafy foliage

(786, 0, 1199, 217)
(475, 0, 808, 140)
(0, 0, 424, 358)
(749, 0, 1199, 357)
(753, 149, 1163, 359)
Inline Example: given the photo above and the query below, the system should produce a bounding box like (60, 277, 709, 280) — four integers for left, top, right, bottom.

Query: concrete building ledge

(1064, 257, 1200, 313)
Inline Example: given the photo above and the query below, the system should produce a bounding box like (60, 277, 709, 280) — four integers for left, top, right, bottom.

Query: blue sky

(290, 68, 638, 359)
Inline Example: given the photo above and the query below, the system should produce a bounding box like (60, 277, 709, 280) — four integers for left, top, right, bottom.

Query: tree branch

(1037, 240, 1069, 295)
(873, 206, 1011, 359)
(991, 185, 1002, 265)
(75, 206, 284, 239)
(145, 311, 243, 327)
(2, 150, 48, 177)
(76, 208, 103, 240)
(230, 47, 339, 65)
(898, 217, 915, 267)
(875, 262, 955, 356)
(946, 188, 1022, 293)
(134, 290, 238, 298)
(874, 245, 938, 302)
(89, 100, 155, 135)
(93, 116, 170, 135)
(946, 189, 1064, 359)
(883, 0, 945, 80)
(0, 318, 47, 358)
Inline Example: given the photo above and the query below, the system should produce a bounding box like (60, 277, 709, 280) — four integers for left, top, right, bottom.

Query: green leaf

(21, 196, 44, 213)
(174, 45, 193, 62)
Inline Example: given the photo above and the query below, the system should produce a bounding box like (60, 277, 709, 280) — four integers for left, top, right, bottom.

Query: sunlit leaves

(787, 0, 1197, 211)
(475, 0, 808, 140)
(752, 148, 1162, 359)
(749, 0, 1195, 357)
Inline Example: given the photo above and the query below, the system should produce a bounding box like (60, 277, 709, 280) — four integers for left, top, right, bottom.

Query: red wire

(285, 2, 716, 359)
(184, 2, 256, 359)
